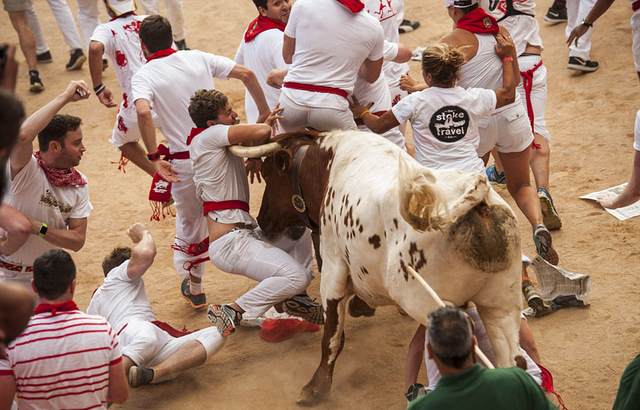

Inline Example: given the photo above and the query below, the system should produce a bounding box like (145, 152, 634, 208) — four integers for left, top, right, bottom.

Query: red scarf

(337, 0, 364, 13)
(146, 47, 177, 62)
(35, 151, 87, 187)
(34, 300, 79, 315)
(245, 15, 286, 43)
(456, 8, 499, 34)
(186, 127, 207, 146)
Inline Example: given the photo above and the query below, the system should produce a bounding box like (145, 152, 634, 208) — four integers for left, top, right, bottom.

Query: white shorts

(631, 11, 640, 71)
(278, 95, 357, 132)
(477, 101, 534, 157)
(120, 317, 226, 368)
(109, 110, 161, 148)
(517, 55, 551, 142)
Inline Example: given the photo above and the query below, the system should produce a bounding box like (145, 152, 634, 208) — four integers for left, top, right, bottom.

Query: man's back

(0, 305, 122, 410)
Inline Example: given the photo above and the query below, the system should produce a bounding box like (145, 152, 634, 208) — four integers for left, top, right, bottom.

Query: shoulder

(440, 28, 474, 47)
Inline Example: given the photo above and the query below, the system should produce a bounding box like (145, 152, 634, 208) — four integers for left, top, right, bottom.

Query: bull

(231, 129, 523, 405)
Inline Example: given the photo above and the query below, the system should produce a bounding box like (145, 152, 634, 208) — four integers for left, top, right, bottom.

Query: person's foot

(29, 70, 44, 93)
(175, 39, 189, 50)
(102, 58, 108, 71)
(544, 6, 567, 24)
(398, 19, 420, 34)
(567, 56, 599, 73)
(538, 188, 562, 230)
(66, 48, 87, 71)
(128, 366, 154, 388)
(533, 224, 559, 265)
(180, 278, 207, 308)
(283, 294, 325, 325)
(207, 304, 242, 336)
(36, 50, 52, 64)
(486, 165, 507, 188)
(522, 283, 554, 317)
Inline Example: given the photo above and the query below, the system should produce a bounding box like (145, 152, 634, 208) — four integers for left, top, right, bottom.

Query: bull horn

(228, 142, 281, 158)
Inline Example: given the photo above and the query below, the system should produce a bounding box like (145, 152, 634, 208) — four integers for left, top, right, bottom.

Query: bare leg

(151, 340, 207, 383)
(519, 318, 541, 364)
(498, 148, 542, 228)
(8, 11, 38, 71)
(404, 325, 426, 389)
(529, 134, 550, 190)
(491, 148, 503, 173)
(119, 142, 156, 177)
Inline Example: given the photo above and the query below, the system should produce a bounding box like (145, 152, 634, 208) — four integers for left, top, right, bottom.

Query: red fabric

(35, 151, 87, 187)
(538, 363, 568, 410)
(34, 301, 79, 316)
(520, 59, 543, 135)
(110, 151, 130, 173)
(283, 82, 349, 99)
(186, 127, 207, 146)
(203, 200, 250, 216)
(456, 8, 499, 34)
(149, 172, 173, 221)
(633, 0, 640, 11)
(336, 0, 364, 13)
(145, 47, 177, 62)
(259, 318, 319, 342)
(156, 144, 189, 160)
(244, 15, 286, 43)
(151, 320, 194, 337)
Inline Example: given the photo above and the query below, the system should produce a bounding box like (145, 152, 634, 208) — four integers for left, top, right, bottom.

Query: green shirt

(613, 353, 640, 410)
(407, 364, 556, 410)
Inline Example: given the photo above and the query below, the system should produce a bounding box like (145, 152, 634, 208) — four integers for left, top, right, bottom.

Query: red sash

(146, 48, 177, 62)
(456, 8, 499, 34)
(245, 16, 286, 43)
(186, 127, 207, 146)
(337, 0, 364, 13)
(520, 59, 543, 148)
(203, 200, 250, 216)
(283, 82, 349, 99)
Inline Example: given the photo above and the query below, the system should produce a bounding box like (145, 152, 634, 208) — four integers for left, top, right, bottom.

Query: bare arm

(567, 0, 615, 46)
(228, 124, 272, 146)
(349, 96, 400, 134)
(106, 360, 129, 404)
(358, 57, 383, 84)
(393, 43, 412, 64)
(493, 34, 517, 109)
(498, 27, 520, 87)
(0, 375, 16, 410)
(89, 41, 116, 108)
(29, 217, 87, 252)
(135, 98, 179, 182)
(11, 81, 90, 179)
(228, 65, 270, 123)
(267, 68, 288, 89)
(125, 223, 156, 281)
(283, 34, 295, 64)
(598, 150, 640, 209)
(0, 204, 31, 256)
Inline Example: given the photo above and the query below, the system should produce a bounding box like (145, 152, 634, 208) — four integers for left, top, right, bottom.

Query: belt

(355, 110, 387, 126)
(203, 200, 250, 216)
(0, 260, 33, 273)
(283, 82, 349, 99)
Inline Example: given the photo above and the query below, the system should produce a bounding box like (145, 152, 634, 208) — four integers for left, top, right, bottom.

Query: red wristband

(502, 56, 513, 62)
(147, 151, 161, 161)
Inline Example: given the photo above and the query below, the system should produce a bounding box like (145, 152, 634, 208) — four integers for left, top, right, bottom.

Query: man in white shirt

(0, 81, 93, 291)
(88, 223, 226, 388)
(132, 15, 270, 308)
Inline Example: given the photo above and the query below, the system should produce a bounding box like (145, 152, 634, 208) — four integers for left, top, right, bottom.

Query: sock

(190, 280, 202, 294)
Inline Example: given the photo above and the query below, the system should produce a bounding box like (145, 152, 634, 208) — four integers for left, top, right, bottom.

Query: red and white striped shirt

(0, 301, 122, 410)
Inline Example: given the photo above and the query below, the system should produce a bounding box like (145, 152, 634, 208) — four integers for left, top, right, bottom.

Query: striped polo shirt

(0, 301, 122, 410)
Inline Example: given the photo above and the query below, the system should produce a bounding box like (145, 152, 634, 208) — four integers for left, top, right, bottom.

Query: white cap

(444, 0, 478, 8)
(104, 0, 137, 18)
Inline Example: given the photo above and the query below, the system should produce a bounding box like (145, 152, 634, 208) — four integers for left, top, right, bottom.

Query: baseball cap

(103, 0, 137, 18)
(444, 0, 478, 8)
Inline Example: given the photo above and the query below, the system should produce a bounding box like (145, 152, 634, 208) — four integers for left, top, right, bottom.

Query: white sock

(190, 280, 202, 294)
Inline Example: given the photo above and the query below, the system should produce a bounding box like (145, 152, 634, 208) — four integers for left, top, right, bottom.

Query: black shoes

(567, 56, 599, 72)
(65, 48, 86, 71)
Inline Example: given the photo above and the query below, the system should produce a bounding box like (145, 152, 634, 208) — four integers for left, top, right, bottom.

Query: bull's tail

(398, 157, 449, 232)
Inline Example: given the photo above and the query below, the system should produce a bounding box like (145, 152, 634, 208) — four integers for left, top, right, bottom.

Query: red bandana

(186, 127, 207, 146)
(35, 151, 87, 187)
(34, 300, 79, 315)
(337, 0, 364, 13)
(456, 8, 499, 34)
(145, 47, 177, 62)
(245, 15, 286, 43)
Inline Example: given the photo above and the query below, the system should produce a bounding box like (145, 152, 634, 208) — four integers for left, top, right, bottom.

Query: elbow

(89, 41, 102, 59)
(110, 389, 129, 405)
(70, 238, 86, 253)
(136, 105, 151, 120)
(394, 44, 412, 64)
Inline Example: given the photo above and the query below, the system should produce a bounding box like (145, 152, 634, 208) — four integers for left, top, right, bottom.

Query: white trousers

(75, 0, 100, 50)
(208, 227, 314, 318)
(566, 0, 596, 60)
(136, 0, 186, 41)
(27, 0, 84, 52)
(278, 97, 357, 132)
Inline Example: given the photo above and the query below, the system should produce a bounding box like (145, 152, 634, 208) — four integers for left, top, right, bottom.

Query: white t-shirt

(1, 157, 93, 267)
(281, 0, 385, 110)
(235, 27, 288, 124)
(87, 260, 157, 334)
(91, 14, 148, 121)
(131, 50, 236, 153)
(480, 0, 543, 56)
(391, 86, 496, 173)
(189, 125, 256, 226)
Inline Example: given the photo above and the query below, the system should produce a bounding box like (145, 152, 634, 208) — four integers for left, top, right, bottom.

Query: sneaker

(399, 19, 420, 34)
(29, 70, 44, 93)
(36, 50, 52, 64)
(207, 304, 242, 336)
(523, 284, 554, 317)
(65, 48, 86, 71)
(544, 6, 567, 23)
(102, 58, 108, 71)
(533, 224, 559, 265)
(486, 165, 507, 188)
(284, 294, 325, 325)
(567, 56, 599, 73)
(180, 278, 207, 308)
(128, 366, 154, 388)
(175, 39, 189, 51)
(538, 188, 562, 230)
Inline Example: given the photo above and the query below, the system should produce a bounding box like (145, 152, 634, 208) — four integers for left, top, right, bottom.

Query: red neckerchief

(456, 8, 499, 34)
(145, 48, 177, 62)
(337, 0, 364, 13)
(34, 300, 79, 316)
(245, 15, 286, 43)
(110, 11, 136, 21)
(186, 127, 207, 146)
(34, 151, 87, 187)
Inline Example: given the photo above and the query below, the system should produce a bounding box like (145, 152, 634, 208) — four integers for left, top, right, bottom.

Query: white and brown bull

(231, 129, 523, 405)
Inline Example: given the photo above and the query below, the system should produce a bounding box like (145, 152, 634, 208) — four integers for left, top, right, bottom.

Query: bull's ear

(273, 150, 292, 174)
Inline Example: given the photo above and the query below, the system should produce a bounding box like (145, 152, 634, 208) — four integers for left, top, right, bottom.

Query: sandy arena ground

(2, 0, 640, 408)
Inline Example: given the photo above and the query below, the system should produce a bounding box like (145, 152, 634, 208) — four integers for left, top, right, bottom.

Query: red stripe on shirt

(12, 329, 111, 349)
(18, 369, 109, 387)
(14, 346, 112, 366)
(18, 318, 108, 338)
(18, 384, 108, 400)
(19, 376, 109, 394)
(12, 363, 110, 380)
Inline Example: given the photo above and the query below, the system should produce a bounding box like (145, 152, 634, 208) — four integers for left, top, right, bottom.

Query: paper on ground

(580, 183, 640, 220)
(531, 256, 592, 304)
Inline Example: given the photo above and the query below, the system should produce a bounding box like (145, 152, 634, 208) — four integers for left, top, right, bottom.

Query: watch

(37, 222, 48, 238)
(581, 18, 593, 28)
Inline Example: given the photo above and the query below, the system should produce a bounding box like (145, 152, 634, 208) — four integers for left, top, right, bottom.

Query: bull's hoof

(296, 385, 328, 406)
(348, 296, 376, 318)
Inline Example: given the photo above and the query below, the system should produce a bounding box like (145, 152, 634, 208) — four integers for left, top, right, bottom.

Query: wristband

(360, 110, 371, 118)
(147, 151, 161, 161)
(502, 56, 513, 62)
(94, 83, 106, 95)
(581, 18, 593, 28)
(36, 222, 48, 238)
